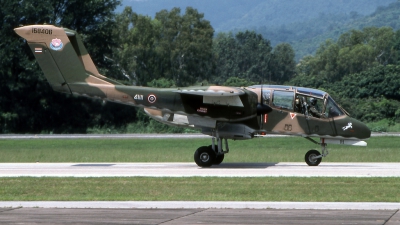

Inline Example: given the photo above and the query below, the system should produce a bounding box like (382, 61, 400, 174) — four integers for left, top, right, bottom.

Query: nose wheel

(305, 150, 322, 166)
(304, 138, 329, 166)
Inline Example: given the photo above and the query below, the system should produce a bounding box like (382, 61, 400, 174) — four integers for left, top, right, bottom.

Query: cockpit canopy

(250, 85, 346, 118)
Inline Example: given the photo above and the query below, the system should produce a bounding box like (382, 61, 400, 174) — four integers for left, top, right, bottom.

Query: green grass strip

(1, 177, 399, 202)
(0, 136, 399, 163)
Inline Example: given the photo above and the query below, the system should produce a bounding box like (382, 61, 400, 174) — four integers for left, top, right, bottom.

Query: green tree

(213, 31, 273, 84)
(155, 7, 214, 86)
(212, 32, 240, 85)
(114, 7, 160, 85)
(270, 43, 296, 83)
(0, 0, 135, 134)
(297, 27, 398, 83)
(114, 7, 214, 87)
(223, 77, 256, 87)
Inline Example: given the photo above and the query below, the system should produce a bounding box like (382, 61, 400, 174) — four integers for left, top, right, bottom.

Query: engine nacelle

(202, 123, 255, 140)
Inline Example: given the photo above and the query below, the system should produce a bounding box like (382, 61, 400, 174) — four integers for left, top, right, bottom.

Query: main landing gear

(194, 135, 229, 167)
(304, 138, 329, 166)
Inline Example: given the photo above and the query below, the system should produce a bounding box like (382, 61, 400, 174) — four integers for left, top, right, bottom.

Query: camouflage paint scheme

(15, 25, 371, 167)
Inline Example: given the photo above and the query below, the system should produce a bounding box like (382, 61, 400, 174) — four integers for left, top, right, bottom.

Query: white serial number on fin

(134, 94, 144, 100)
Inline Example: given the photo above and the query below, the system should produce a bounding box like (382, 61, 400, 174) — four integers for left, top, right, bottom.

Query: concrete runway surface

(1, 163, 400, 224)
(1, 162, 400, 177)
(0, 207, 399, 225)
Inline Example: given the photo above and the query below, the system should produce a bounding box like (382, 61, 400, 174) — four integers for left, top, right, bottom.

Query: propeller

(256, 102, 272, 115)
(256, 85, 272, 130)
(257, 84, 272, 115)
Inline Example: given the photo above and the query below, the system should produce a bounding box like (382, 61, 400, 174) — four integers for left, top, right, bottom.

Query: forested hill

(121, 0, 398, 60)
(264, 0, 400, 60)
(119, 0, 396, 32)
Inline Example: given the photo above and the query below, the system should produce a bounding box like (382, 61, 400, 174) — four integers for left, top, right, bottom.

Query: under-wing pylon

(15, 25, 371, 167)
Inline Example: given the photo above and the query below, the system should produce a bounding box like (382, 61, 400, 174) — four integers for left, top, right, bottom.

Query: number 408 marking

(134, 94, 143, 100)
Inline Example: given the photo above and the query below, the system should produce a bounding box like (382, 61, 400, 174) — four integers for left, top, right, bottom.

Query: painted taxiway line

(1, 201, 400, 210)
(1, 162, 400, 177)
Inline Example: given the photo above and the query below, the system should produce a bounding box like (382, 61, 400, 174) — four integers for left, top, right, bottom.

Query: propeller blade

(257, 103, 272, 115)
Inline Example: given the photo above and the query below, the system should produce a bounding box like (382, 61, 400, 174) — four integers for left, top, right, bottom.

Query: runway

(1, 207, 399, 225)
(1, 162, 400, 177)
(1, 135, 400, 224)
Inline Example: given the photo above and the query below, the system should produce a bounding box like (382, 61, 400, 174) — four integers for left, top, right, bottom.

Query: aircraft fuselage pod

(14, 24, 371, 167)
(146, 85, 370, 142)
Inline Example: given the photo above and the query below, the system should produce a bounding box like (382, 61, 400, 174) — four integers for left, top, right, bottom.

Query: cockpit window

(272, 91, 294, 111)
(295, 94, 325, 118)
(325, 96, 345, 118)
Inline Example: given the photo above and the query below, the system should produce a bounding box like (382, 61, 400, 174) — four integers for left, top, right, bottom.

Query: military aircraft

(15, 25, 371, 167)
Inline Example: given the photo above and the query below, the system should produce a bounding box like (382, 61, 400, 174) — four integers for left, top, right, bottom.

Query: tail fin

(14, 25, 121, 95)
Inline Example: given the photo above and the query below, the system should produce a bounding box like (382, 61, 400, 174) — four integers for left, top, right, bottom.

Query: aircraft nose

(356, 119, 371, 139)
(335, 116, 371, 140)
(349, 118, 371, 139)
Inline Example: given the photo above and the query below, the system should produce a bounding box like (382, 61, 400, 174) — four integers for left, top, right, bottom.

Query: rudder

(14, 25, 118, 95)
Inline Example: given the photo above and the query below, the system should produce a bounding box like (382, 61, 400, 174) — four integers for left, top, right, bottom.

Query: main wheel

(194, 146, 216, 167)
(214, 154, 225, 165)
(208, 145, 225, 165)
(305, 149, 322, 166)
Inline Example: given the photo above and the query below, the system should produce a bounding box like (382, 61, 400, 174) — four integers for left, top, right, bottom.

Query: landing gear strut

(304, 138, 329, 166)
(194, 130, 229, 167)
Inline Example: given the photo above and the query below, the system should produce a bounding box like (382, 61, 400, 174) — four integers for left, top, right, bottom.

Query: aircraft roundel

(148, 94, 156, 103)
(50, 38, 63, 51)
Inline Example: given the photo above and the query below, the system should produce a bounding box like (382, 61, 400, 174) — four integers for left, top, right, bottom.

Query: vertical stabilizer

(14, 25, 120, 95)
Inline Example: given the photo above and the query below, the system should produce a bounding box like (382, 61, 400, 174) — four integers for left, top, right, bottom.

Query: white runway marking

(1, 162, 399, 177)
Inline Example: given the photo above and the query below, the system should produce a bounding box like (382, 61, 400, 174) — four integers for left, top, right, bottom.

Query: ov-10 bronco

(15, 25, 371, 167)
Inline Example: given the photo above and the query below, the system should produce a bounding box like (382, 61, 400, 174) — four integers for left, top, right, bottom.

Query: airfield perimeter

(1, 134, 400, 224)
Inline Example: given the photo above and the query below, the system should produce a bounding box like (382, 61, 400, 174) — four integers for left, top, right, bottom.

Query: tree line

(292, 27, 400, 130)
(0, 0, 398, 133)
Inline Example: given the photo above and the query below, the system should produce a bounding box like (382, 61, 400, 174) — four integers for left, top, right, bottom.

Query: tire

(194, 146, 216, 167)
(208, 145, 224, 165)
(305, 149, 322, 166)
(214, 154, 225, 165)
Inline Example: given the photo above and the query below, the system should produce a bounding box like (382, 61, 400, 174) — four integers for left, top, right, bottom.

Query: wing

(174, 86, 246, 107)
(173, 86, 245, 96)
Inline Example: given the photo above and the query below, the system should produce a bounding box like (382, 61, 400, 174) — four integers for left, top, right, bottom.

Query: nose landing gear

(305, 149, 322, 166)
(304, 138, 329, 166)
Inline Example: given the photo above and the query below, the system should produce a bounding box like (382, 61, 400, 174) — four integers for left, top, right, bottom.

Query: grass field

(0, 136, 398, 163)
(1, 177, 400, 202)
(0, 136, 399, 202)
